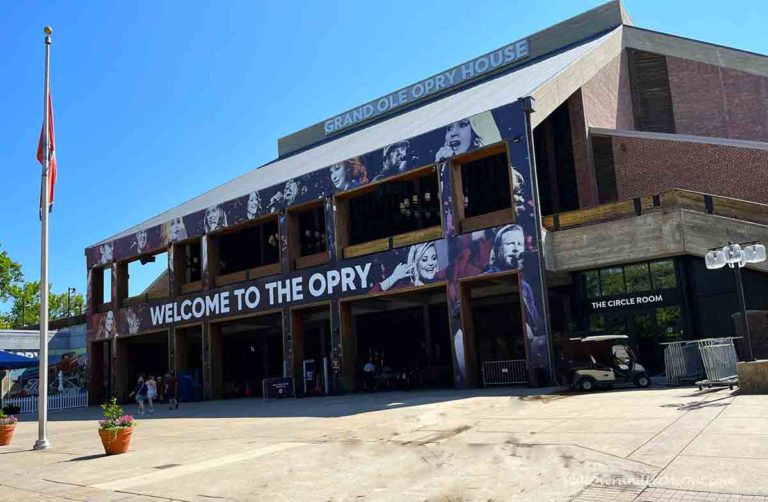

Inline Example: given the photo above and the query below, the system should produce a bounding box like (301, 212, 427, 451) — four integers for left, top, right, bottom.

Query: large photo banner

(87, 100, 552, 385)
(85, 108, 505, 268)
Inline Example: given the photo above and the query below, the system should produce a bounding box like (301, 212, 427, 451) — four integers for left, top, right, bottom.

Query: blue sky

(0, 0, 766, 305)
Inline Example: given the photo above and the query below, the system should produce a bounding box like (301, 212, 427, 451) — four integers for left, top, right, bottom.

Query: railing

(542, 189, 768, 232)
(1, 390, 89, 414)
(482, 359, 527, 386)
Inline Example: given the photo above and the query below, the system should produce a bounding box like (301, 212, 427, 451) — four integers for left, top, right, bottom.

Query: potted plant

(98, 397, 135, 455)
(0, 410, 18, 446)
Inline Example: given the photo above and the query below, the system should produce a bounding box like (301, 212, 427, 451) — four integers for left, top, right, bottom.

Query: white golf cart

(563, 335, 651, 391)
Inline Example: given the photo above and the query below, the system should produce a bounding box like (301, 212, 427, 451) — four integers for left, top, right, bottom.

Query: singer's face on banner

(417, 246, 439, 281)
(205, 207, 220, 230)
(100, 243, 113, 264)
(136, 230, 147, 251)
(284, 179, 298, 205)
(386, 144, 407, 167)
(170, 218, 186, 241)
(329, 164, 347, 190)
(500, 227, 525, 267)
(247, 192, 261, 216)
(105, 311, 115, 333)
(444, 119, 473, 154)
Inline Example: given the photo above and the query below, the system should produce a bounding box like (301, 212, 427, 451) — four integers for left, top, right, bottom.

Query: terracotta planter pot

(98, 427, 133, 455)
(0, 424, 16, 446)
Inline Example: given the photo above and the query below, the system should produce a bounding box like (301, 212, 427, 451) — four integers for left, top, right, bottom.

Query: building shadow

(18, 386, 560, 423)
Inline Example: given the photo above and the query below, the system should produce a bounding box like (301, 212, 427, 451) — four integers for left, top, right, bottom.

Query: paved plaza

(1, 386, 767, 501)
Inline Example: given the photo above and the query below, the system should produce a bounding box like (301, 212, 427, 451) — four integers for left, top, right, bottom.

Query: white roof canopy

(96, 30, 617, 245)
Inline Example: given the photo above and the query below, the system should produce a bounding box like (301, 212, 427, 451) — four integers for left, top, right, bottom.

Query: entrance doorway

(211, 313, 283, 399)
(174, 326, 203, 401)
(116, 331, 169, 402)
(291, 305, 332, 396)
(344, 286, 453, 392)
(461, 274, 527, 386)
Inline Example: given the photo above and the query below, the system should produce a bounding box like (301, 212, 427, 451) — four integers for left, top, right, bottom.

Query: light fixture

(705, 250, 726, 270)
(744, 244, 767, 263)
(704, 241, 767, 361)
(723, 243, 743, 264)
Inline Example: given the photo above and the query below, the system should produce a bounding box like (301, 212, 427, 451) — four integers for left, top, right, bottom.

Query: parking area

(1, 386, 767, 501)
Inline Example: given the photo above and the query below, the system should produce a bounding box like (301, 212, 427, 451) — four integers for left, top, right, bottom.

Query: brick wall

(569, 54, 635, 208)
(667, 55, 768, 142)
(581, 53, 635, 130)
(612, 135, 768, 204)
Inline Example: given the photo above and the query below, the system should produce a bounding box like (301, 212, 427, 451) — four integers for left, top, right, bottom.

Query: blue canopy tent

(0, 350, 40, 370)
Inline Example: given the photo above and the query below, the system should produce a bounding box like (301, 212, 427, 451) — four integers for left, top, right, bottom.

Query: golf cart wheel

(634, 374, 651, 388)
(698, 385, 703, 391)
(578, 377, 596, 392)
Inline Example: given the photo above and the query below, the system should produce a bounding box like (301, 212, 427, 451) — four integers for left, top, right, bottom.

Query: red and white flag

(36, 91, 57, 215)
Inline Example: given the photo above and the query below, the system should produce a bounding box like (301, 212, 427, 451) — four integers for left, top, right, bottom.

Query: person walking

(145, 375, 157, 414)
(128, 375, 148, 416)
(164, 371, 179, 410)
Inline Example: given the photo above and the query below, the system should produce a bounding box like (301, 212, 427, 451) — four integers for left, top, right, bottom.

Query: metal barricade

(482, 359, 527, 386)
(697, 338, 738, 383)
(663, 341, 705, 385)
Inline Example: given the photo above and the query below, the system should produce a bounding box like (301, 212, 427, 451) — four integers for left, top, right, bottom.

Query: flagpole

(34, 25, 53, 451)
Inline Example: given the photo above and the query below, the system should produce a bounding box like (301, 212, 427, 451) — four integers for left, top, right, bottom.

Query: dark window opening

(533, 102, 580, 215)
(297, 205, 327, 257)
(592, 135, 618, 204)
(182, 241, 202, 283)
(219, 219, 279, 275)
(461, 152, 511, 218)
(348, 169, 440, 245)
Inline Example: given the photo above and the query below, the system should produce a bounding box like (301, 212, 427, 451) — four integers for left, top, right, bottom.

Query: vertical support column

(328, 300, 344, 394)
(440, 156, 470, 388)
(168, 245, 177, 298)
(110, 262, 118, 309)
(201, 235, 212, 290)
(445, 284, 469, 389)
(278, 211, 291, 274)
(277, 210, 293, 384)
(86, 268, 95, 402)
(511, 97, 555, 386)
(438, 161, 457, 239)
(281, 307, 293, 379)
(109, 262, 123, 400)
(111, 333, 121, 401)
(324, 197, 338, 262)
(201, 321, 212, 400)
(168, 326, 176, 374)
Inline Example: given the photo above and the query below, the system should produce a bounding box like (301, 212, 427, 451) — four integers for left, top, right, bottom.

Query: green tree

(0, 243, 23, 301)
(49, 288, 85, 318)
(6, 281, 41, 328)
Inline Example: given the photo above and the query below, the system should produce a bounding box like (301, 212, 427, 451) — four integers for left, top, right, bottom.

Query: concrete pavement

(0, 386, 766, 501)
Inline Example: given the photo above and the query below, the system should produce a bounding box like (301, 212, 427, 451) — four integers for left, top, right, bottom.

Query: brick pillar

(282, 307, 293, 379)
(567, 90, 600, 208)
